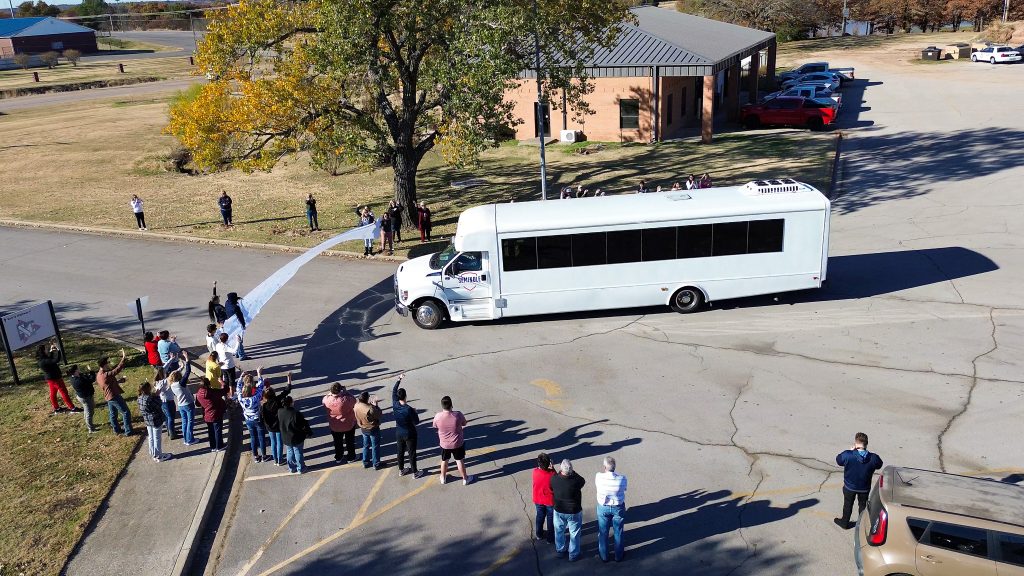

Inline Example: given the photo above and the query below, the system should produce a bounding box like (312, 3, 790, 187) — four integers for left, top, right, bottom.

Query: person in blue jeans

(261, 373, 293, 466)
(238, 368, 268, 463)
(595, 456, 628, 562)
(169, 357, 195, 445)
(278, 396, 311, 474)
(354, 391, 382, 469)
(550, 459, 586, 562)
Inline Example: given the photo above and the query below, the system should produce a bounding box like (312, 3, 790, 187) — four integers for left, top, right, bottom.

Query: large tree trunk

(392, 145, 420, 227)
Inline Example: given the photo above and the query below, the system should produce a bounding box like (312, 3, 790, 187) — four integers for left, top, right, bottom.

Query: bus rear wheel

(413, 300, 444, 329)
(670, 287, 704, 314)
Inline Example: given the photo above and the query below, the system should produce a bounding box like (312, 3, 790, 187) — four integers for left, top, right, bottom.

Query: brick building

(0, 17, 98, 58)
(508, 6, 777, 144)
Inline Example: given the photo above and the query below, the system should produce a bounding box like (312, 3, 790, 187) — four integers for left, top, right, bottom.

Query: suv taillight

(868, 506, 888, 546)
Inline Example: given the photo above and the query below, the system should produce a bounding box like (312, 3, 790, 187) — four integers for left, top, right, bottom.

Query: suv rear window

(926, 523, 989, 558)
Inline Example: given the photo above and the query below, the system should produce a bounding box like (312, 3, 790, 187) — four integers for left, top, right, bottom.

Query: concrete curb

(171, 446, 229, 576)
(0, 219, 409, 263)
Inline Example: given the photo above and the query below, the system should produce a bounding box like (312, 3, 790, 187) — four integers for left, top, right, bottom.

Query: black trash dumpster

(921, 47, 941, 61)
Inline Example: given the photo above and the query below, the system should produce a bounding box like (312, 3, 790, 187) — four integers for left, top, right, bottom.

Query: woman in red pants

(37, 343, 81, 416)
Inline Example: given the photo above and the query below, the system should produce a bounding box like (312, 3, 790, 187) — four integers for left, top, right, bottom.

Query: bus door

(441, 252, 495, 320)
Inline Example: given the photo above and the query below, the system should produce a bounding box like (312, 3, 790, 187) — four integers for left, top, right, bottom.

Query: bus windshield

(429, 242, 458, 270)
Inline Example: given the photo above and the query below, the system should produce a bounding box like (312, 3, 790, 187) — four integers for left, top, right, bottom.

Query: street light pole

(532, 0, 548, 201)
(1003, 0, 1009, 22)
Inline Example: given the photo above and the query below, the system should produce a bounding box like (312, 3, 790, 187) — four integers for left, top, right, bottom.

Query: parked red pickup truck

(741, 96, 836, 130)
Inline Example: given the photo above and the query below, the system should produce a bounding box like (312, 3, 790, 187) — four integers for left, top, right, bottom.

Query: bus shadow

(489, 246, 996, 325)
(718, 246, 997, 310)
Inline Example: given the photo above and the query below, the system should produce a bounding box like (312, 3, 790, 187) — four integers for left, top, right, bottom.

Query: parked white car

(781, 72, 841, 92)
(971, 46, 1022, 63)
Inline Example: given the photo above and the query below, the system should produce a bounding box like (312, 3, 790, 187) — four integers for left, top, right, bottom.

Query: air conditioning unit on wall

(560, 130, 581, 143)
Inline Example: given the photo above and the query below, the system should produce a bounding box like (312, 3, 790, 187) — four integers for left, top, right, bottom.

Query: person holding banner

(97, 350, 133, 436)
(36, 343, 80, 415)
(224, 292, 249, 361)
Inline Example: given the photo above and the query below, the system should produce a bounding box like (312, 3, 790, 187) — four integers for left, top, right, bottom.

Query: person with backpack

(138, 381, 173, 462)
(36, 343, 80, 415)
(278, 396, 312, 474)
(262, 372, 293, 466)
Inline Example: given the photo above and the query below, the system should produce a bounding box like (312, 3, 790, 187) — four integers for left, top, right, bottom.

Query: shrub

(978, 21, 1016, 44)
(39, 51, 59, 69)
(62, 49, 81, 66)
(13, 53, 31, 70)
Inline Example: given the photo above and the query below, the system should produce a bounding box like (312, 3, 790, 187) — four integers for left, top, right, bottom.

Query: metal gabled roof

(0, 17, 47, 38)
(0, 17, 96, 38)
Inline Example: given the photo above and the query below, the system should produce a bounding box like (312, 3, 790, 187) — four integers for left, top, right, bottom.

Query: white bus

(394, 178, 830, 329)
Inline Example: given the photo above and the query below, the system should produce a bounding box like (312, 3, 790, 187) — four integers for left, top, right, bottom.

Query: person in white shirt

(205, 323, 223, 354)
(595, 456, 627, 563)
(130, 194, 147, 230)
(215, 332, 240, 396)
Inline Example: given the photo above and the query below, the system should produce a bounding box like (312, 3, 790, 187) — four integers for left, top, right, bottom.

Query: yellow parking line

(244, 469, 329, 482)
(255, 479, 435, 576)
(349, 468, 391, 527)
(237, 469, 335, 576)
(477, 544, 523, 576)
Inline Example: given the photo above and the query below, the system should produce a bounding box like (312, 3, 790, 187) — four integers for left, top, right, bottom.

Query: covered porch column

(701, 74, 714, 144)
(725, 64, 741, 122)
(747, 50, 760, 104)
(766, 40, 777, 86)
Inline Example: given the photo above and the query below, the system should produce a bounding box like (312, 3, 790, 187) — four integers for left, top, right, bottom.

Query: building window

(619, 99, 640, 130)
(667, 94, 673, 125)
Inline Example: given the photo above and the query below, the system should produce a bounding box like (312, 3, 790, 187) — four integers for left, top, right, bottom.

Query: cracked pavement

(3, 51, 1024, 576)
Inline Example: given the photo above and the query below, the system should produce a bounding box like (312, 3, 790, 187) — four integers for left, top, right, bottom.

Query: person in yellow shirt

(206, 351, 223, 389)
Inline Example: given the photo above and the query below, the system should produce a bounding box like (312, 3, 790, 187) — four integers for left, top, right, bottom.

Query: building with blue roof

(0, 16, 97, 57)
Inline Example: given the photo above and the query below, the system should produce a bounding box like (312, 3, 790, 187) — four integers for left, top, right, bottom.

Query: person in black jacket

(37, 343, 80, 415)
(261, 374, 293, 466)
(68, 364, 98, 432)
(391, 373, 424, 478)
(834, 432, 883, 529)
(278, 396, 312, 474)
(224, 292, 249, 360)
(209, 281, 227, 325)
(387, 200, 403, 242)
(550, 459, 586, 562)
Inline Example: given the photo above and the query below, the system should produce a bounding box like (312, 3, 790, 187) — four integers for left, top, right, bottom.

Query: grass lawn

(0, 333, 151, 576)
(0, 56, 195, 91)
(776, 30, 979, 67)
(0, 92, 834, 259)
(95, 37, 179, 53)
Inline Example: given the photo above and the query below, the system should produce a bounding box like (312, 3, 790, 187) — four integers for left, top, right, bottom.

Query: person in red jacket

(143, 332, 161, 371)
(533, 452, 556, 543)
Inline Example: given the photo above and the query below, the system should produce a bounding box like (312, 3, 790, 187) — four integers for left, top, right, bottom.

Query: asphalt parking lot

(3, 51, 1023, 576)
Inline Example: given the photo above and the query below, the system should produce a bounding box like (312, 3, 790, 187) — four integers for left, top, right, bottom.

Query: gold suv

(856, 466, 1024, 576)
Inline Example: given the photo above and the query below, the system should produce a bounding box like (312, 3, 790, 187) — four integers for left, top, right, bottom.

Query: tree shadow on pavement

(836, 127, 1024, 214)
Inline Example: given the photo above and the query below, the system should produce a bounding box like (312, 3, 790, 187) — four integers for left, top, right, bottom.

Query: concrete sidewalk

(63, 415, 230, 576)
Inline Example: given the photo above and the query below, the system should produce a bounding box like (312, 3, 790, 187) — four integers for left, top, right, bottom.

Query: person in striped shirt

(595, 456, 627, 563)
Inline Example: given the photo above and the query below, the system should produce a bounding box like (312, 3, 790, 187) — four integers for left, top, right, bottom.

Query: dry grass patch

(0, 334, 151, 576)
(0, 56, 195, 91)
(0, 94, 833, 259)
(777, 31, 978, 67)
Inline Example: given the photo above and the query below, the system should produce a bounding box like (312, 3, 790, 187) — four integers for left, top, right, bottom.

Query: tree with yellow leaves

(165, 0, 632, 220)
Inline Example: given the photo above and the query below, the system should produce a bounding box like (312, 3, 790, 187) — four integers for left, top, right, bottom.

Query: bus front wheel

(670, 287, 704, 314)
(413, 300, 444, 330)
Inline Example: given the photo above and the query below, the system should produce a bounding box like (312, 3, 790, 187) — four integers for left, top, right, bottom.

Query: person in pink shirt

(431, 395, 475, 486)
(322, 383, 358, 464)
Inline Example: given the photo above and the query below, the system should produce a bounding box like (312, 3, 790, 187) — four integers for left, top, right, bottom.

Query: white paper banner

(222, 220, 381, 343)
(2, 302, 57, 351)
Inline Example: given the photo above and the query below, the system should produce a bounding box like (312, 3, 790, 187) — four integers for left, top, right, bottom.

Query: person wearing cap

(550, 459, 586, 562)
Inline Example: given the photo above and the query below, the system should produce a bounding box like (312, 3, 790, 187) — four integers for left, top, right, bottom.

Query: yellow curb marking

(236, 469, 336, 576)
(244, 469, 329, 482)
(531, 378, 564, 411)
(478, 543, 523, 576)
(255, 476, 435, 576)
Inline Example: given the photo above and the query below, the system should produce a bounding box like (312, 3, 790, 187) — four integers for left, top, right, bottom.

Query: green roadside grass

(0, 334, 151, 576)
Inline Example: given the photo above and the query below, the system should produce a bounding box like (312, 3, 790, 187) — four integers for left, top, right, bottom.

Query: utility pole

(840, 0, 849, 36)
(532, 0, 548, 201)
(1003, 0, 1010, 22)
(8, 0, 14, 19)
